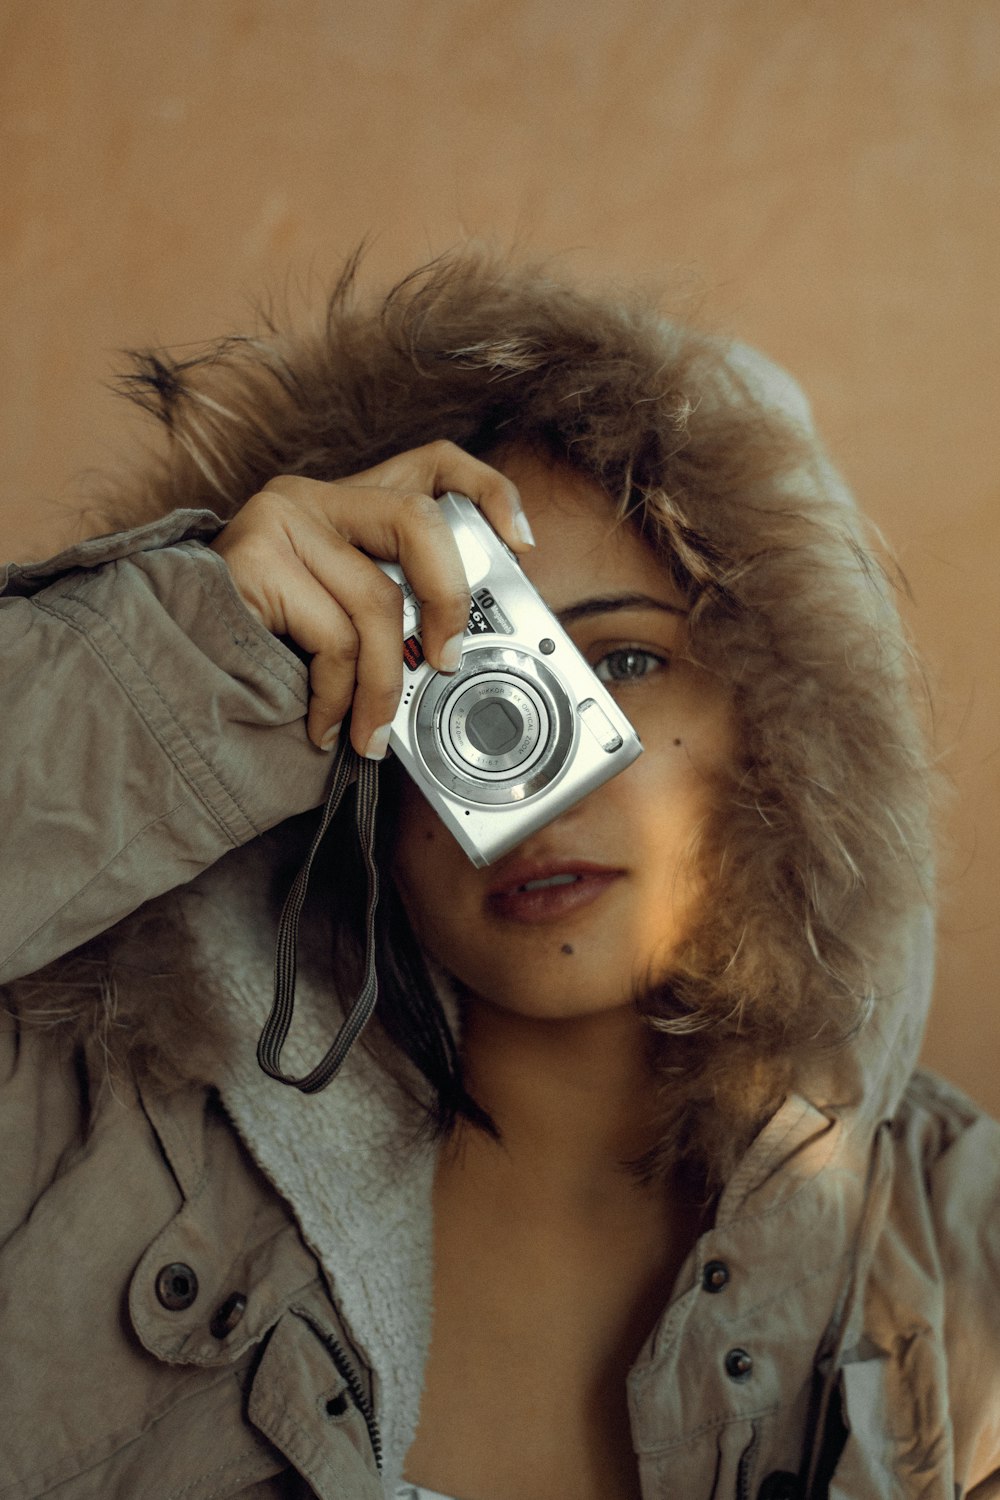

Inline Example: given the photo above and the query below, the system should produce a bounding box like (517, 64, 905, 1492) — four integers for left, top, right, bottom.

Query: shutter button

(210, 1292, 248, 1339)
(155, 1262, 199, 1311)
(702, 1259, 730, 1292)
(725, 1347, 753, 1380)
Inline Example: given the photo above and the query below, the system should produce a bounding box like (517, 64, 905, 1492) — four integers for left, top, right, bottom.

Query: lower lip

(485, 873, 623, 925)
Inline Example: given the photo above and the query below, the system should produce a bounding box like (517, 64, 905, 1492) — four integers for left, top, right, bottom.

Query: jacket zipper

(735, 1425, 758, 1500)
(293, 1306, 383, 1473)
(326, 1330, 384, 1473)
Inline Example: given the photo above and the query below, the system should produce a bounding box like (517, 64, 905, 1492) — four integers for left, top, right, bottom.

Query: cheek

(392, 786, 437, 886)
(640, 660, 733, 762)
(620, 750, 712, 860)
(631, 683, 729, 793)
(394, 782, 437, 854)
(616, 715, 729, 901)
(391, 784, 466, 933)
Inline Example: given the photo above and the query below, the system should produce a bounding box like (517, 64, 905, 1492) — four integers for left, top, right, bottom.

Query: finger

(251, 563, 360, 749)
(284, 531, 406, 757)
(350, 440, 534, 553)
(305, 601, 360, 751)
(255, 467, 506, 676)
(272, 482, 471, 675)
(365, 491, 472, 673)
(422, 440, 535, 553)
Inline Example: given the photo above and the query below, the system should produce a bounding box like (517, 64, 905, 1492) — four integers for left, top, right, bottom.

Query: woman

(2, 254, 998, 1500)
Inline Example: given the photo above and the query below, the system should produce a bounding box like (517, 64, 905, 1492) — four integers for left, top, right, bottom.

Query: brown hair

(11, 250, 936, 1184)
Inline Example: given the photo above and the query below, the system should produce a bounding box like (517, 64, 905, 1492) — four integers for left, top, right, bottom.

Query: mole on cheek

(673, 738, 682, 747)
(561, 944, 574, 956)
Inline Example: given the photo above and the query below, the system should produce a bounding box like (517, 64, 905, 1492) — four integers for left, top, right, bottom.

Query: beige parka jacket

(2, 507, 1000, 1500)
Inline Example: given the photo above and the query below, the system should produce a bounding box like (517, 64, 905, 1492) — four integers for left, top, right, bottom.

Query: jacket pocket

(1, 1364, 289, 1500)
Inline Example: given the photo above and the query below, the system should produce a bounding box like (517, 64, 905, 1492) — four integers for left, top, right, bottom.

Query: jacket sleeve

(1, 510, 334, 983)
(912, 1072, 1000, 1494)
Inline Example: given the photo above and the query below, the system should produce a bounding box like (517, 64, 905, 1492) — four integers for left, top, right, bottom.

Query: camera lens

(445, 676, 548, 778)
(464, 698, 523, 756)
(413, 646, 576, 806)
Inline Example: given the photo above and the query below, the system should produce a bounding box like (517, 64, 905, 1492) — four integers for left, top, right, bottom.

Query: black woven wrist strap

(257, 732, 380, 1093)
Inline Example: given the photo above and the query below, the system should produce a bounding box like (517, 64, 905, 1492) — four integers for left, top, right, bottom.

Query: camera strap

(257, 732, 381, 1093)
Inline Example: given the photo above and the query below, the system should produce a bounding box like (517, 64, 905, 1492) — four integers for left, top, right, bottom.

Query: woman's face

(392, 451, 731, 1020)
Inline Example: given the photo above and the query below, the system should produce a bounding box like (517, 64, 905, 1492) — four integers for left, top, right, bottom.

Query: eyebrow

(554, 591, 688, 626)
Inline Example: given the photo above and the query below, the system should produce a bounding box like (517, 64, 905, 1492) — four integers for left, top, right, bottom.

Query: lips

(485, 859, 624, 925)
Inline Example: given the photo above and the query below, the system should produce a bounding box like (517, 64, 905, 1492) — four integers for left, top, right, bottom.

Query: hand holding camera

(207, 441, 533, 756)
(212, 444, 641, 866)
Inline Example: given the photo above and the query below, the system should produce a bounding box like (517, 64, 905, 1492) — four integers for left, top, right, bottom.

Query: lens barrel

(414, 647, 575, 806)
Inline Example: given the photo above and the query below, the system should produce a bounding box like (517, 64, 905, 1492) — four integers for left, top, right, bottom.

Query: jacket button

(724, 1347, 753, 1380)
(702, 1259, 730, 1292)
(155, 1262, 199, 1311)
(209, 1292, 248, 1339)
(758, 1472, 800, 1500)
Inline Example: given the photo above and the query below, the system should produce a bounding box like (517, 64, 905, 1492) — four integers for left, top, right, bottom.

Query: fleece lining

(179, 832, 436, 1495)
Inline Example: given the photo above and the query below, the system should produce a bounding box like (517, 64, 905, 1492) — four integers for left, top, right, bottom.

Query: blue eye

(593, 648, 667, 684)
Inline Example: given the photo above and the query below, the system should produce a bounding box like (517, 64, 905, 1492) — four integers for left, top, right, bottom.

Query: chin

(458, 973, 636, 1024)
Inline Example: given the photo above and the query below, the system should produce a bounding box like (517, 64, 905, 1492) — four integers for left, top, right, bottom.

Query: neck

(453, 996, 668, 1215)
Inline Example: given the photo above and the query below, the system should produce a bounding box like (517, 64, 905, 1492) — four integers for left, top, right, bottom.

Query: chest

(404, 1157, 698, 1500)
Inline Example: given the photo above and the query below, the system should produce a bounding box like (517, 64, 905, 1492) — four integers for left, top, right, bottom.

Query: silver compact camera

(375, 493, 643, 867)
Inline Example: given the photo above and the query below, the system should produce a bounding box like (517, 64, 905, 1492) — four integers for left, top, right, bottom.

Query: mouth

(517, 872, 582, 892)
(485, 860, 624, 925)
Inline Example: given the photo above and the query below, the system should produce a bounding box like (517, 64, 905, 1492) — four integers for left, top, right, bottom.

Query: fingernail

(512, 511, 536, 548)
(319, 722, 342, 752)
(363, 723, 393, 761)
(438, 633, 465, 673)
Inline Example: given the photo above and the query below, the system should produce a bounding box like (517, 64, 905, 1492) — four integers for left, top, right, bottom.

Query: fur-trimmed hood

(18, 249, 936, 1177)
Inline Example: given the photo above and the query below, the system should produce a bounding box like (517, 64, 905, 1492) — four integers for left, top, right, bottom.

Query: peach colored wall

(3, 1, 997, 1110)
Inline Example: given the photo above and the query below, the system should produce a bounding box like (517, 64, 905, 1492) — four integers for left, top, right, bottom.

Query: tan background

(2, 1, 997, 1110)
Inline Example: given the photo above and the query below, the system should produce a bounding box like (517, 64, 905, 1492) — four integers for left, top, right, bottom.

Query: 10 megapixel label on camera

(469, 587, 513, 636)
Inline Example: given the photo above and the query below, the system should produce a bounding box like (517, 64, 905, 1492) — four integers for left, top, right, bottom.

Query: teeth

(519, 873, 581, 892)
